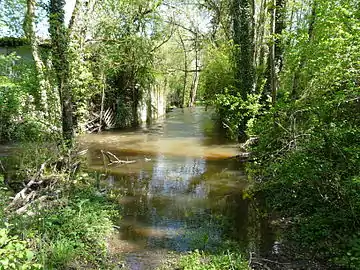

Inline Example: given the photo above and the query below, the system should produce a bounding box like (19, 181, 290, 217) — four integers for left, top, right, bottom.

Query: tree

(232, 0, 255, 99)
(178, 32, 189, 107)
(269, 0, 286, 105)
(49, 0, 74, 143)
(189, 30, 201, 107)
(24, 0, 50, 116)
(232, 0, 256, 139)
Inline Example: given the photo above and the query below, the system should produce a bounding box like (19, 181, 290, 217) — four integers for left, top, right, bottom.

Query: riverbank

(2, 107, 339, 270)
(0, 144, 122, 269)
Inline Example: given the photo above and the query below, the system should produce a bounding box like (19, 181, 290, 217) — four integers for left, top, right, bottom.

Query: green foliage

(0, 143, 119, 269)
(214, 91, 262, 138)
(249, 0, 360, 268)
(179, 250, 249, 270)
(201, 41, 262, 138)
(0, 53, 58, 142)
(201, 42, 235, 103)
(4, 182, 118, 269)
(36, 186, 116, 268)
(92, 0, 164, 126)
(0, 37, 29, 47)
(0, 228, 41, 270)
(0, 177, 40, 270)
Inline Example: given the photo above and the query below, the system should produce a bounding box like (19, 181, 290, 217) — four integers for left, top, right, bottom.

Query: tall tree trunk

(255, 0, 270, 103)
(67, 0, 96, 131)
(49, 0, 74, 143)
(266, 0, 286, 106)
(275, 0, 286, 73)
(189, 34, 200, 107)
(233, 0, 256, 100)
(24, 0, 50, 116)
(179, 33, 188, 108)
(189, 71, 200, 107)
(99, 73, 106, 132)
(269, 0, 276, 105)
(232, 0, 255, 140)
(254, 0, 267, 67)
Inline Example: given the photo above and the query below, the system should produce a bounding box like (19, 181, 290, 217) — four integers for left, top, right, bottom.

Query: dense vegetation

(198, 0, 360, 268)
(0, 0, 359, 269)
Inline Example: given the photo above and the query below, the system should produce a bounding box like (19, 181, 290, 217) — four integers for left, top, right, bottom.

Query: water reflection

(82, 107, 275, 269)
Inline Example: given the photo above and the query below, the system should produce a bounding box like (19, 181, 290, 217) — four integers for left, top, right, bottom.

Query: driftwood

(227, 152, 253, 163)
(101, 150, 136, 166)
(15, 195, 48, 215)
(249, 252, 293, 270)
(85, 108, 115, 133)
(6, 149, 87, 215)
(241, 137, 259, 150)
(6, 162, 47, 212)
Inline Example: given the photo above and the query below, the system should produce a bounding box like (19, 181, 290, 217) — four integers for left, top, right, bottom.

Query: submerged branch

(101, 150, 136, 166)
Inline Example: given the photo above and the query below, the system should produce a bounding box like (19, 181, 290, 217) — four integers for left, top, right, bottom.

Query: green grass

(35, 185, 118, 269)
(178, 249, 249, 270)
(1, 181, 120, 269)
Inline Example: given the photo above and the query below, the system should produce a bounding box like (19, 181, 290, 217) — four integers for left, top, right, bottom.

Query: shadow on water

(81, 107, 276, 269)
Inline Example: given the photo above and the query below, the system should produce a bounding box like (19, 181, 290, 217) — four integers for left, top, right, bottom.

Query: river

(81, 107, 275, 269)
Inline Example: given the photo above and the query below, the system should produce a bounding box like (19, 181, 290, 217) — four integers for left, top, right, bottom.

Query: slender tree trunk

(68, 0, 96, 132)
(269, 0, 276, 105)
(24, 0, 50, 116)
(254, 0, 267, 67)
(255, 0, 269, 99)
(49, 0, 74, 143)
(189, 71, 200, 107)
(266, 0, 286, 106)
(275, 0, 286, 73)
(179, 33, 188, 108)
(99, 73, 106, 132)
(189, 34, 200, 107)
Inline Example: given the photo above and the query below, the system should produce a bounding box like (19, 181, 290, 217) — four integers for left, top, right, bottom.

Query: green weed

(179, 250, 249, 270)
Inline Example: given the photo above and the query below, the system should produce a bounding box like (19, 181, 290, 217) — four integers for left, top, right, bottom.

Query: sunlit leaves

(249, 0, 360, 267)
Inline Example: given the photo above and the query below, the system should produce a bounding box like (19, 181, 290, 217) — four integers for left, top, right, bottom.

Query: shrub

(0, 227, 41, 270)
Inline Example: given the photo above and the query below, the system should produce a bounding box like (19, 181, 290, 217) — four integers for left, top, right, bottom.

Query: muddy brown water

(81, 107, 275, 269)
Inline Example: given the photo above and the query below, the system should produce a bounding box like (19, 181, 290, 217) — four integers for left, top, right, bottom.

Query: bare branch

(101, 151, 136, 166)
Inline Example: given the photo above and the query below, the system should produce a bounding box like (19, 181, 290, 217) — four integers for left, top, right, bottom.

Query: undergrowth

(178, 249, 249, 270)
(0, 144, 121, 269)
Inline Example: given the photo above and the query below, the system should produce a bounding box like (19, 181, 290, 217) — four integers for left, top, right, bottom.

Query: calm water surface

(81, 107, 274, 269)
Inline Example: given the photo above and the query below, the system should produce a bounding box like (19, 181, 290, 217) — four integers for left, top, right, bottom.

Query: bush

(0, 227, 41, 270)
(247, 1, 360, 267)
(200, 42, 262, 139)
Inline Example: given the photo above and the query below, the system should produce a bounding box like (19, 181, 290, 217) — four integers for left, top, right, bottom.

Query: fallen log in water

(227, 152, 253, 162)
(101, 150, 136, 166)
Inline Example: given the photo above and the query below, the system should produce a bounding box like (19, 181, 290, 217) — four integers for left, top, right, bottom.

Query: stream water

(81, 107, 275, 269)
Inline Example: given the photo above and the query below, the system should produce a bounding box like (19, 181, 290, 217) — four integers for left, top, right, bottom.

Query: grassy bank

(156, 249, 249, 270)
(0, 144, 121, 269)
